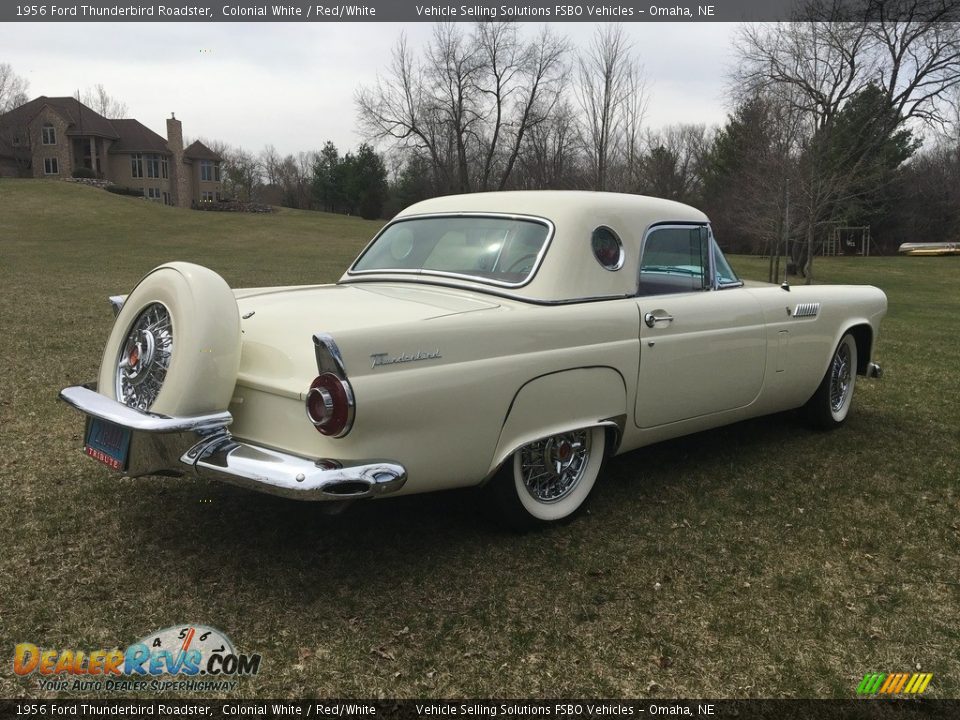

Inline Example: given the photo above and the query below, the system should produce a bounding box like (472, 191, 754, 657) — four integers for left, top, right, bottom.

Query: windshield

(350, 215, 552, 286)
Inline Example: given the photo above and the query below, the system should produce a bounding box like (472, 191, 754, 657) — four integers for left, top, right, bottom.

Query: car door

(634, 225, 766, 428)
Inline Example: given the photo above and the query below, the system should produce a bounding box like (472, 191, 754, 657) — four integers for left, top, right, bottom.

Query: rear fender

(489, 367, 627, 476)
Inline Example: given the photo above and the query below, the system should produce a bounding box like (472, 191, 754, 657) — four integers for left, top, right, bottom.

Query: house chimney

(166, 113, 188, 208)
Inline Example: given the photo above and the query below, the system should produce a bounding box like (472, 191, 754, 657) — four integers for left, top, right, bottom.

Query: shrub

(105, 186, 144, 197)
(193, 199, 274, 213)
(72, 167, 97, 179)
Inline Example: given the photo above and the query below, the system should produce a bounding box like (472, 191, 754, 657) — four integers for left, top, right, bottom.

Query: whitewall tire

(804, 332, 858, 429)
(492, 426, 606, 530)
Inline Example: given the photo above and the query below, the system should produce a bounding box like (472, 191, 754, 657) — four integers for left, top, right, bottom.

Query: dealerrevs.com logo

(13, 625, 261, 693)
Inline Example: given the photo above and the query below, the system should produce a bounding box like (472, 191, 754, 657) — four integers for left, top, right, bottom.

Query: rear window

(350, 215, 551, 286)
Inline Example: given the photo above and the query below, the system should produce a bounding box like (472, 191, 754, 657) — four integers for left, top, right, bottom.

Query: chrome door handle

(644, 312, 674, 328)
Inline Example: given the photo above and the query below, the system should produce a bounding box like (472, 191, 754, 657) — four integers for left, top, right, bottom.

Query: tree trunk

(803, 222, 815, 285)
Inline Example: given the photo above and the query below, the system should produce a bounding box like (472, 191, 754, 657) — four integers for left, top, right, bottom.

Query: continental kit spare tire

(97, 262, 241, 416)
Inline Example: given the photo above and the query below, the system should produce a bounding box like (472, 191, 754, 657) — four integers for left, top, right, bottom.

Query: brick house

(0, 96, 222, 208)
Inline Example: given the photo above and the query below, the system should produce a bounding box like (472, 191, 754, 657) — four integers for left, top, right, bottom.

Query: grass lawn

(1, 180, 958, 699)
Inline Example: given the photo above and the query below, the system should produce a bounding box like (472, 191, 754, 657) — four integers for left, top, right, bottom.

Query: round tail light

(306, 372, 355, 437)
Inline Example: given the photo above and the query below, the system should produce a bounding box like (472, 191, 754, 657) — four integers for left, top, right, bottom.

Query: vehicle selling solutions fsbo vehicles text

(413, 4, 715, 18)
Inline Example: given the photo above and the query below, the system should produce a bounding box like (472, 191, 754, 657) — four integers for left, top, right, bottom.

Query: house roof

(109, 119, 170, 154)
(0, 96, 177, 156)
(184, 140, 221, 161)
(0, 96, 121, 139)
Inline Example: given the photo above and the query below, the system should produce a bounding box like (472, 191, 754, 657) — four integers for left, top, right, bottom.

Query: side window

(713, 240, 741, 287)
(591, 226, 624, 271)
(638, 226, 709, 296)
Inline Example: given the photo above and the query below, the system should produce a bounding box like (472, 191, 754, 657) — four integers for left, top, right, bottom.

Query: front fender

(489, 367, 627, 475)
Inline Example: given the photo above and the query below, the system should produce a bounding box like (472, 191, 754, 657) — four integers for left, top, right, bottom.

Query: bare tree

(517, 99, 580, 189)
(259, 144, 282, 187)
(272, 151, 315, 209)
(474, 23, 570, 191)
(0, 62, 29, 113)
(425, 23, 483, 193)
(734, 0, 960, 282)
(200, 139, 262, 201)
(636, 124, 710, 201)
(474, 22, 523, 191)
(356, 33, 455, 193)
(575, 25, 646, 191)
(80, 84, 128, 118)
(621, 66, 650, 190)
(358, 24, 572, 195)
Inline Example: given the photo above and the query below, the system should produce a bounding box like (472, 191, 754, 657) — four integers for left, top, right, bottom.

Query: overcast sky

(2, 22, 739, 157)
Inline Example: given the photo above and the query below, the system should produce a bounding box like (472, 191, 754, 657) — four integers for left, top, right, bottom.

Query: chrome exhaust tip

(866, 362, 883, 379)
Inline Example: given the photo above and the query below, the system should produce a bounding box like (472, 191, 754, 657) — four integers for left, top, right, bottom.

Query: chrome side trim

(792, 302, 820, 318)
(484, 419, 626, 486)
(313, 332, 348, 377)
(599, 414, 627, 454)
(340, 276, 634, 305)
(310, 333, 356, 437)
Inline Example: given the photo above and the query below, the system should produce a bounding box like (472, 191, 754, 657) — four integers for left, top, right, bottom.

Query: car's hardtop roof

(396, 190, 709, 226)
(345, 191, 712, 303)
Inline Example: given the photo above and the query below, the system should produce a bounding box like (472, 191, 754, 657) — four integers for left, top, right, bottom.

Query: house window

(146, 187, 161, 201)
(145, 154, 161, 179)
(201, 191, 214, 202)
(43, 158, 59, 174)
(163, 192, 171, 206)
(12, 134, 21, 146)
(161, 157, 169, 179)
(200, 160, 218, 182)
(131, 153, 143, 178)
(41, 124, 56, 145)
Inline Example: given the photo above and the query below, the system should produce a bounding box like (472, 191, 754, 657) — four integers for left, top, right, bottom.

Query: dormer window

(41, 124, 56, 145)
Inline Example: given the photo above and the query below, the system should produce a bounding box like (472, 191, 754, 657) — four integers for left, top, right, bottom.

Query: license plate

(84, 418, 131, 471)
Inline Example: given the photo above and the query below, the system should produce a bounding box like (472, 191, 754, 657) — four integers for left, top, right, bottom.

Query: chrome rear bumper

(58, 384, 406, 501)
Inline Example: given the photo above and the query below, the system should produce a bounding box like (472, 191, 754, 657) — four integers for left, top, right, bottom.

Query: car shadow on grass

(109, 408, 829, 591)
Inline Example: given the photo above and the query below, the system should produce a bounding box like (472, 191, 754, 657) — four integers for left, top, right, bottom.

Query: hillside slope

(0, 179, 383, 289)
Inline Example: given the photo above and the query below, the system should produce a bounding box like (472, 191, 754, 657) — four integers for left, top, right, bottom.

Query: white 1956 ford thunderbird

(60, 191, 886, 529)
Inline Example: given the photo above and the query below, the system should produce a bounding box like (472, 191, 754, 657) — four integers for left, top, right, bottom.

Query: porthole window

(591, 226, 624, 271)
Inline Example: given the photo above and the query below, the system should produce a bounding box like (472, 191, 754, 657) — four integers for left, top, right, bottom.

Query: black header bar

(3, 0, 957, 23)
(2, 699, 960, 719)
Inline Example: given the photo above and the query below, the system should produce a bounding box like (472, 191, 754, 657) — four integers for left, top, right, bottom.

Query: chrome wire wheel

(496, 425, 606, 528)
(829, 340, 853, 413)
(519, 429, 592, 504)
(115, 302, 174, 410)
(804, 332, 858, 430)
